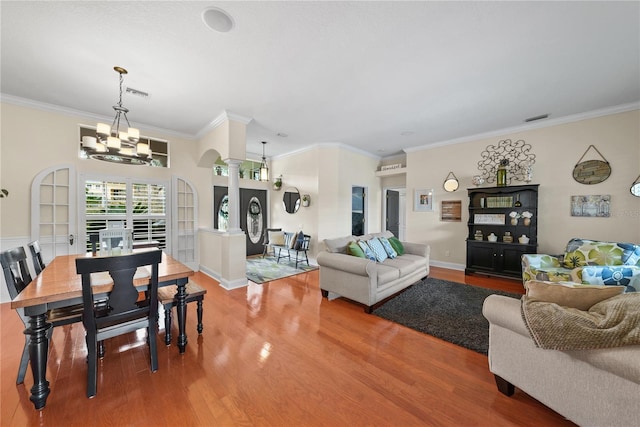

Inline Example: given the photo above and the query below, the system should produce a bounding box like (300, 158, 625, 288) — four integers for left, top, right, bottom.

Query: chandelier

(260, 141, 269, 181)
(81, 66, 152, 165)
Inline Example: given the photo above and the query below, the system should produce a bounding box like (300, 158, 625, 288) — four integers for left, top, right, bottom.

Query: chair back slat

(1, 247, 33, 299)
(28, 240, 46, 275)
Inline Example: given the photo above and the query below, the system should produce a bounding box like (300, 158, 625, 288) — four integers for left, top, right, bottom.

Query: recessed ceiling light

(400, 131, 414, 136)
(202, 7, 234, 33)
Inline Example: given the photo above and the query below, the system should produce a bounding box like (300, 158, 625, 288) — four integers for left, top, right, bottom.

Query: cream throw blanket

(521, 293, 640, 350)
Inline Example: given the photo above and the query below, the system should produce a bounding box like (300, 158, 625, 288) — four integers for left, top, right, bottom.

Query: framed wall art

(570, 195, 610, 217)
(414, 189, 434, 212)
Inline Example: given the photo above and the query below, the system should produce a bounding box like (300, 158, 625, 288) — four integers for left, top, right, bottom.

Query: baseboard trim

(430, 260, 465, 271)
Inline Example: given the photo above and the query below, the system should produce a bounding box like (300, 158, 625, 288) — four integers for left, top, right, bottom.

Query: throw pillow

(288, 232, 297, 249)
(294, 231, 305, 250)
(525, 280, 625, 311)
(347, 241, 366, 258)
(268, 231, 285, 246)
(388, 236, 405, 256)
(378, 236, 397, 259)
(357, 240, 377, 261)
(367, 238, 388, 262)
(581, 266, 640, 292)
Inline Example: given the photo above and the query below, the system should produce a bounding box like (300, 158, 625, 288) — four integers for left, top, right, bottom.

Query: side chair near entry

(75, 250, 162, 398)
(1, 246, 83, 384)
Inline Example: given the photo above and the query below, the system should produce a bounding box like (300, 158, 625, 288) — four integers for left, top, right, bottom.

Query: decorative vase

(497, 165, 507, 187)
(524, 218, 531, 226)
(510, 218, 518, 226)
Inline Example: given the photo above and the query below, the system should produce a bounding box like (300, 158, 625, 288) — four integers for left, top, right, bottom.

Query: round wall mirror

(283, 187, 301, 214)
(631, 175, 640, 197)
(443, 172, 459, 192)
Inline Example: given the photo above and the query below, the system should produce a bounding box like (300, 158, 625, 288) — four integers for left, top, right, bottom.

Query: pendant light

(260, 141, 269, 181)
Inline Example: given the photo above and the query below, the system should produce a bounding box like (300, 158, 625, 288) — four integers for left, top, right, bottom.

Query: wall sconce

(443, 172, 459, 192)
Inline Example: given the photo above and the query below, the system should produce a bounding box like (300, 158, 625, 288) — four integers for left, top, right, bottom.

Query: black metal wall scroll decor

(477, 139, 536, 185)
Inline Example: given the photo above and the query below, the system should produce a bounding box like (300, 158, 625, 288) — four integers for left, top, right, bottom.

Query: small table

(10, 251, 194, 410)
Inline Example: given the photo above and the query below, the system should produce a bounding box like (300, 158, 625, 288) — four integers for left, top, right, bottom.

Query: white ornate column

(225, 159, 243, 233)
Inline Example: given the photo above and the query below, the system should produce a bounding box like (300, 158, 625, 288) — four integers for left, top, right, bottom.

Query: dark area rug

(372, 278, 521, 355)
(246, 256, 317, 284)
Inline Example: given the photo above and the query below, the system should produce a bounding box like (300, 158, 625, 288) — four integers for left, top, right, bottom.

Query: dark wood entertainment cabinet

(466, 184, 539, 279)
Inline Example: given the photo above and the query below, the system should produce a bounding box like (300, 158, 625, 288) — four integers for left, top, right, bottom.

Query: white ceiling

(2, 1, 639, 159)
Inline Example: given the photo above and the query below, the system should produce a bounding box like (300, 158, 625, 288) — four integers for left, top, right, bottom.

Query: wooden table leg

(175, 278, 188, 353)
(24, 307, 52, 409)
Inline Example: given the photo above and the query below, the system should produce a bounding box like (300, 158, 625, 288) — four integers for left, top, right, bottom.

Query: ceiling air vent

(524, 114, 549, 123)
(125, 87, 150, 99)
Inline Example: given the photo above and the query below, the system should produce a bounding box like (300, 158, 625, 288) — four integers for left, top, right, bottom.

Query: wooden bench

(269, 232, 311, 269)
(157, 281, 207, 346)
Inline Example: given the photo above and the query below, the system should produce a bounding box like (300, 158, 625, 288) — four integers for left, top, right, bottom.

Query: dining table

(10, 250, 194, 410)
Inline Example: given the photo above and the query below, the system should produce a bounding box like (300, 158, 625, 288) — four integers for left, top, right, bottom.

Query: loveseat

(317, 231, 429, 312)
(483, 292, 640, 426)
(522, 238, 640, 291)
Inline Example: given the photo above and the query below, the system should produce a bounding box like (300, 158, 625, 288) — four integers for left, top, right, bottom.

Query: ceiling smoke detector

(202, 7, 235, 33)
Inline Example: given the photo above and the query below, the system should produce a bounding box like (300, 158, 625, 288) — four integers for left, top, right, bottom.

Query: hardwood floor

(0, 266, 575, 426)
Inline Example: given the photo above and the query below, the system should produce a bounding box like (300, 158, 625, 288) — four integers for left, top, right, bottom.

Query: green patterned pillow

(388, 237, 405, 256)
(347, 241, 365, 258)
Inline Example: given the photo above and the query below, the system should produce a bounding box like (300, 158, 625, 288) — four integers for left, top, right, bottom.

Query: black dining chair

(75, 250, 162, 398)
(1, 246, 83, 384)
(27, 240, 46, 275)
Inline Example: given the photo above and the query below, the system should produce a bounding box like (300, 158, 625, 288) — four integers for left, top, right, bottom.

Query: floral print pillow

(563, 239, 625, 269)
(581, 266, 640, 292)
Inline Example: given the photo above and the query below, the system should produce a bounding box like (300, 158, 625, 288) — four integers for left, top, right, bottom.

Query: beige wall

(406, 110, 640, 267)
(271, 145, 381, 259)
(0, 102, 213, 237)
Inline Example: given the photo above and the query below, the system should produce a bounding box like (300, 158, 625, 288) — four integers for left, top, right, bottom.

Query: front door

(214, 186, 267, 256)
(351, 186, 366, 236)
(386, 190, 400, 237)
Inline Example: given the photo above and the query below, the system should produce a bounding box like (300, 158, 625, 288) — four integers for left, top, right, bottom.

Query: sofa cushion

(324, 236, 355, 254)
(581, 266, 640, 292)
(381, 255, 423, 276)
(525, 280, 625, 310)
(357, 240, 377, 261)
(347, 241, 366, 258)
(366, 238, 388, 262)
(374, 264, 401, 286)
(378, 237, 397, 259)
(388, 237, 405, 256)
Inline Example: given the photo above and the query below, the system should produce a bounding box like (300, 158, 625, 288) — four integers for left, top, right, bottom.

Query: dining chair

(27, 240, 46, 275)
(75, 250, 162, 398)
(1, 246, 83, 384)
(157, 281, 207, 345)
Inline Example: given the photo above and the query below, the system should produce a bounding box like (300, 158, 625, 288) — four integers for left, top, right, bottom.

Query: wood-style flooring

(0, 266, 575, 426)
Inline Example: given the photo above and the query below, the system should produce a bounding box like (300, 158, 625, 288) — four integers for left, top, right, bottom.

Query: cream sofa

(317, 231, 429, 312)
(483, 294, 640, 426)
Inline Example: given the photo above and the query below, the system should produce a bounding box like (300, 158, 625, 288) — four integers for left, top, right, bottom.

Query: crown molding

(196, 109, 253, 138)
(404, 101, 640, 153)
(1, 93, 196, 140)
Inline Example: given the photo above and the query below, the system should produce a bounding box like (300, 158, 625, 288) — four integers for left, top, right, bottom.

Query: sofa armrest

(317, 251, 375, 277)
(403, 242, 430, 259)
(482, 294, 529, 338)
